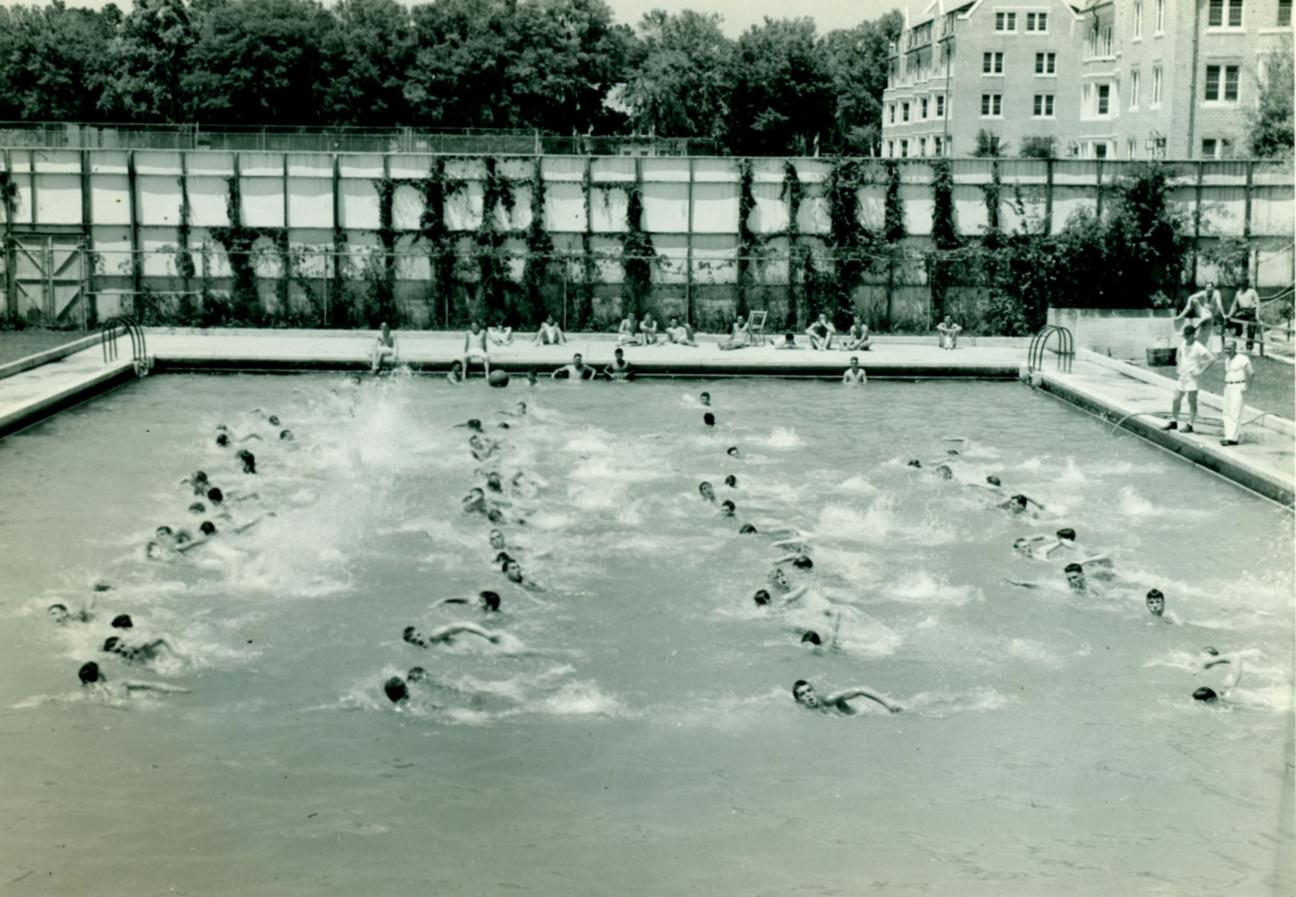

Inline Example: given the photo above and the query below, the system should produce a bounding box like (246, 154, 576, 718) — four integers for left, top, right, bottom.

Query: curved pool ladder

(100, 316, 151, 376)
(1027, 325, 1074, 373)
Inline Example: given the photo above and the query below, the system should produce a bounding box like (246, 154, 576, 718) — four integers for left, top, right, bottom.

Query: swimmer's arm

(233, 514, 273, 534)
(769, 536, 810, 549)
(825, 687, 902, 713)
(429, 623, 501, 644)
(174, 537, 211, 554)
(942, 437, 968, 446)
(123, 680, 190, 694)
(1003, 577, 1041, 589)
(239, 433, 263, 442)
(770, 553, 806, 565)
(1204, 656, 1243, 692)
(781, 585, 809, 604)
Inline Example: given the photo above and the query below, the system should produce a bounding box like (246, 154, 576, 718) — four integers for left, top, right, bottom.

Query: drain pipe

(1186, 0, 1202, 155)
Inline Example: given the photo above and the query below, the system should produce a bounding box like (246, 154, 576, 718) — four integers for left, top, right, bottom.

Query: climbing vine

(520, 157, 553, 325)
(619, 165, 655, 320)
(372, 175, 400, 326)
(823, 158, 877, 326)
(476, 157, 516, 323)
(927, 157, 962, 321)
(209, 176, 285, 325)
(883, 159, 906, 244)
(413, 158, 464, 327)
(735, 158, 758, 320)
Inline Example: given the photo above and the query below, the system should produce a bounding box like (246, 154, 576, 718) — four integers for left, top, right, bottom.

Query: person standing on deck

(463, 321, 491, 379)
(1218, 339, 1254, 446)
(1227, 281, 1260, 352)
(1162, 324, 1216, 434)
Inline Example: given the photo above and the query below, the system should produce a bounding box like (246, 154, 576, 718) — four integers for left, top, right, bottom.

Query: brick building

(882, 0, 1293, 159)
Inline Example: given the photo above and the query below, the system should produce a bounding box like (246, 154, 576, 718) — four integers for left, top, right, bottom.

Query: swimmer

(402, 622, 502, 647)
(463, 487, 488, 515)
(1004, 562, 1102, 596)
(111, 614, 134, 629)
(456, 419, 485, 432)
(698, 481, 716, 503)
(1145, 588, 1172, 622)
(499, 401, 528, 417)
(998, 493, 1044, 516)
(1012, 535, 1055, 560)
(447, 361, 465, 384)
(384, 676, 410, 704)
(724, 474, 737, 489)
(183, 470, 210, 495)
(501, 559, 543, 591)
(700, 392, 712, 407)
(604, 347, 634, 381)
(279, 429, 293, 441)
(188, 501, 206, 515)
(434, 591, 503, 613)
(102, 636, 177, 665)
(48, 601, 93, 624)
(726, 446, 739, 458)
(236, 449, 257, 474)
(526, 369, 538, 386)
(739, 524, 759, 535)
(78, 661, 188, 696)
(703, 412, 716, 428)
(552, 353, 592, 381)
(1194, 648, 1244, 703)
(484, 471, 504, 493)
(766, 567, 808, 604)
(792, 680, 901, 714)
(842, 356, 867, 384)
(720, 500, 736, 518)
(801, 631, 822, 647)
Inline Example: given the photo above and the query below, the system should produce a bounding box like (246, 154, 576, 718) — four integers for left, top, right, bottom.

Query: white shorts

(465, 350, 489, 361)
(1177, 374, 1199, 393)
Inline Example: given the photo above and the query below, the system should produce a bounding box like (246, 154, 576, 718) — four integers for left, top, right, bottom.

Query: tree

(624, 10, 734, 141)
(181, 0, 337, 125)
(1248, 49, 1294, 159)
(1019, 135, 1055, 159)
(0, 1, 117, 121)
(819, 10, 903, 155)
(972, 129, 1005, 157)
(729, 18, 834, 156)
(98, 0, 200, 122)
(405, 0, 515, 128)
(318, 0, 414, 126)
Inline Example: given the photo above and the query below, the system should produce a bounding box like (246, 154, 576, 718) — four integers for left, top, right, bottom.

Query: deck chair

(747, 310, 768, 346)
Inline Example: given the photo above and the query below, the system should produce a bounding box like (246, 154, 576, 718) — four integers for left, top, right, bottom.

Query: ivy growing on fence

(476, 157, 516, 323)
(824, 157, 876, 326)
(209, 175, 290, 326)
(735, 158, 757, 320)
(927, 157, 961, 321)
(619, 164, 655, 320)
(521, 156, 554, 326)
(415, 157, 464, 327)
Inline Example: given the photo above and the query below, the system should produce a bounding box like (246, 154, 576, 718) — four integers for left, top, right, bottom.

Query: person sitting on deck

(936, 315, 962, 350)
(792, 679, 902, 715)
(806, 313, 836, 350)
(552, 353, 593, 381)
(371, 322, 399, 372)
(844, 315, 872, 351)
(639, 314, 660, 345)
(463, 321, 491, 379)
(666, 317, 698, 346)
(719, 316, 750, 350)
(488, 318, 513, 346)
(616, 314, 638, 346)
(604, 347, 634, 381)
(776, 332, 801, 350)
(842, 356, 867, 384)
(532, 315, 567, 345)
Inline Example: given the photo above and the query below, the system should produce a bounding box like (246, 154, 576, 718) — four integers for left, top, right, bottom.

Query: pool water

(1, 374, 1292, 897)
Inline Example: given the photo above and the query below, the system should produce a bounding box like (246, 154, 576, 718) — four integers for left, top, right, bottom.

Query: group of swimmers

(60, 409, 286, 698)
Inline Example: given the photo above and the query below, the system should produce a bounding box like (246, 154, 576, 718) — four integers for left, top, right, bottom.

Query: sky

(19, 0, 908, 37)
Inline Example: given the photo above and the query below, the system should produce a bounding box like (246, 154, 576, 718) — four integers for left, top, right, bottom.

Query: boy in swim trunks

(463, 320, 491, 378)
(1162, 325, 1216, 433)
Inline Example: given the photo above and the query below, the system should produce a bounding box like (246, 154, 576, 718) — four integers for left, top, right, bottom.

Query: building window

(1034, 51, 1056, 74)
(920, 97, 929, 118)
(1102, 25, 1113, 54)
(1134, 0, 1143, 36)
(903, 102, 910, 121)
(917, 137, 926, 156)
(933, 136, 943, 156)
(1094, 143, 1108, 159)
(995, 11, 1017, 31)
(981, 93, 1003, 116)
(1205, 64, 1240, 101)
(1208, 0, 1244, 26)
(1032, 94, 1055, 116)
(1281, 0, 1292, 25)
(983, 51, 1005, 74)
(1156, 0, 1166, 30)
(1152, 135, 1167, 157)
(888, 140, 895, 157)
(1097, 84, 1110, 115)
(1152, 66, 1163, 104)
(1127, 138, 1137, 158)
(1202, 138, 1218, 158)
(1025, 11, 1048, 31)
(889, 104, 896, 123)
(1131, 70, 1141, 108)
(936, 95, 945, 116)
(901, 139, 909, 157)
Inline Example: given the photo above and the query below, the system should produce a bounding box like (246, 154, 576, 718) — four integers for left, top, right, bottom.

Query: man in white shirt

(1162, 324, 1216, 434)
(1227, 281, 1260, 352)
(1219, 339, 1254, 446)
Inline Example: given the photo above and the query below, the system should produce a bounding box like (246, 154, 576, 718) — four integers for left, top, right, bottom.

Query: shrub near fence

(1, 150, 1291, 333)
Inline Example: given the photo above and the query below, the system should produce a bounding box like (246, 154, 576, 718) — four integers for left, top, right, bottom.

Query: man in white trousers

(1219, 339, 1254, 446)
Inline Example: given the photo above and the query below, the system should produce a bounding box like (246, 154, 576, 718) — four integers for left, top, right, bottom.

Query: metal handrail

(100, 315, 150, 375)
(1028, 324, 1074, 373)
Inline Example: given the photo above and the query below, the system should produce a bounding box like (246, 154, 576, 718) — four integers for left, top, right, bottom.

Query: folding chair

(747, 310, 768, 347)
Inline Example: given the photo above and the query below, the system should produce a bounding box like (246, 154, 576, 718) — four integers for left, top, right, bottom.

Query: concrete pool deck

(0, 328, 1292, 506)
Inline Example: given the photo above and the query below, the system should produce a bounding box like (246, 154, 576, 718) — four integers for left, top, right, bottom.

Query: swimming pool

(2, 374, 1292, 896)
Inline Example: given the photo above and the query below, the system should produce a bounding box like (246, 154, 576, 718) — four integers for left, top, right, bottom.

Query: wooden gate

(9, 233, 89, 326)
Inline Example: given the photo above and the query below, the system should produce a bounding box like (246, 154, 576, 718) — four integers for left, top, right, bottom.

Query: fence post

(1094, 158, 1104, 219)
(1191, 160, 1204, 287)
(331, 153, 342, 326)
(80, 148, 95, 327)
(127, 150, 142, 309)
(1044, 157, 1054, 235)
(686, 156, 695, 328)
(2, 148, 14, 320)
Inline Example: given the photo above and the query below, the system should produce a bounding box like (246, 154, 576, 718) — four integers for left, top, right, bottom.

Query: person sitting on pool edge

(936, 315, 962, 350)
(463, 320, 492, 379)
(552, 353, 593, 380)
(604, 348, 634, 381)
(666, 317, 697, 347)
(532, 315, 566, 345)
(639, 313, 660, 346)
(842, 356, 867, 384)
(844, 315, 872, 351)
(371, 322, 399, 373)
(776, 332, 801, 350)
(402, 623, 501, 647)
(792, 680, 902, 715)
(718, 316, 749, 350)
(806, 313, 836, 350)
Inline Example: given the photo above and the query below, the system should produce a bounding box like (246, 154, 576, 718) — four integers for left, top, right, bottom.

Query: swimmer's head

(156, 525, 173, 539)
(515, 401, 527, 414)
(102, 637, 122, 653)
(467, 419, 483, 432)
(188, 502, 206, 514)
(739, 524, 758, 534)
(1192, 687, 1218, 703)
(720, 500, 735, 517)
(614, 347, 624, 358)
(279, 429, 293, 441)
(407, 667, 427, 682)
(200, 521, 217, 536)
(572, 353, 583, 366)
(935, 464, 953, 480)
(401, 626, 419, 644)
(464, 487, 485, 502)
(468, 434, 485, 450)
(207, 488, 224, 505)
(1145, 589, 1165, 616)
(770, 568, 790, 589)
(236, 449, 257, 473)
(175, 530, 191, 545)
(1182, 324, 1197, 339)
(849, 356, 859, 366)
(1009, 494, 1028, 510)
(1056, 528, 1077, 542)
(906, 459, 922, 469)
(801, 631, 822, 646)
(384, 676, 409, 704)
(485, 471, 503, 492)
(792, 556, 813, 570)
(480, 591, 501, 612)
(986, 475, 1001, 487)
(703, 412, 715, 427)
(724, 474, 737, 488)
(1064, 563, 1086, 591)
(698, 481, 715, 502)
(192, 470, 209, 484)
(753, 589, 771, 606)
(700, 392, 711, 406)
(488, 529, 506, 550)
(216, 433, 230, 447)
(268, 415, 280, 426)
(792, 680, 819, 708)
(495, 551, 513, 567)
(47, 603, 69, 623)
(486, 509, 505, 525)
(450, 361, 464, 374)
(111, 614, 133, 629)
(505, 560, 524, 581)
(726, 446, 739, 457)
(526, 368, 538, 384)
(78, 661, 102, 685)
(1012, 537, 1030, 555)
